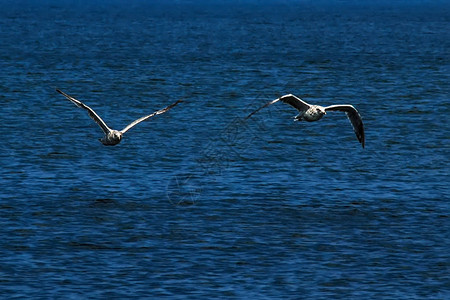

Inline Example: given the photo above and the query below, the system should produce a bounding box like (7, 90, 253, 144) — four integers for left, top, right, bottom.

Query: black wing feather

(325, 104, 365, 148)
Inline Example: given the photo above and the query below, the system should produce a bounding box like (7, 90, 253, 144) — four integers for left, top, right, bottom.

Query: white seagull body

(56, 89, 182, 146)
(246, 94, 365, 148)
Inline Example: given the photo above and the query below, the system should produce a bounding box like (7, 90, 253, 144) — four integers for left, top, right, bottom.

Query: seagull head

(100, 130, 123, 145)
(318, 106, 326, 115)
(112, 131, 123, 141)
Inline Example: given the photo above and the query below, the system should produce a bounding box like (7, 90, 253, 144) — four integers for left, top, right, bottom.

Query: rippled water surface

(1, 0, 449, 298)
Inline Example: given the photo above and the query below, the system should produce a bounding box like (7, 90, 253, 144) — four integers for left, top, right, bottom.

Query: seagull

(246, 94, 365, 148)
(56, 89, 182, 146)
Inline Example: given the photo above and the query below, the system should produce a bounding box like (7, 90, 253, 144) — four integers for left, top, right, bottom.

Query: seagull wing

(245, 98, 281, 119)
(278, 94, 311, 112)
(56, 89, 111, 134)
(120, 99, 183, 134)
(325, 104, 365, 148)
(246, 94, 310, 120)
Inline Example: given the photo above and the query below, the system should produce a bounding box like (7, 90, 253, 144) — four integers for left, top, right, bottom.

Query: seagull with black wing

(56, 89, 182, 146)
(246, 94, 365, 148)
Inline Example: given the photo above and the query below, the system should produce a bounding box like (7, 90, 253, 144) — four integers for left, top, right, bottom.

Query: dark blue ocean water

(1, 0, 449, 298)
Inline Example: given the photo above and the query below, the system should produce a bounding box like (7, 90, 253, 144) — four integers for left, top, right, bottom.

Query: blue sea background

(0, 0, 449, 298)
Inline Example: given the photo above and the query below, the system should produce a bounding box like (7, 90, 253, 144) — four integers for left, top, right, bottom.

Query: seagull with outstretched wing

(246, 94, 365, 148)
(56, 89, 182, 146)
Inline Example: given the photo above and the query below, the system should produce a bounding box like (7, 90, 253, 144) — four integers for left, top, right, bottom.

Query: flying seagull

(246, 94, 365, 148)
(56, 89, 182, 146)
